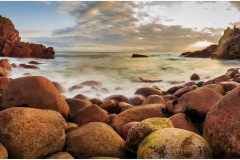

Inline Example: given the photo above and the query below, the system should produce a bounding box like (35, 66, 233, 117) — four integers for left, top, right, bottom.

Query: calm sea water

(7, 52, 240, 99)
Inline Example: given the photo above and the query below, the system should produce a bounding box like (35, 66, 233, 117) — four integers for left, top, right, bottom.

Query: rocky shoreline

(0, 58, 239, 158)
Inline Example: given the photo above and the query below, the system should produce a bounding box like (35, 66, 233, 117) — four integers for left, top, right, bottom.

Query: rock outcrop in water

(181, 26, 240, 59)
(0, 16, 54, 59)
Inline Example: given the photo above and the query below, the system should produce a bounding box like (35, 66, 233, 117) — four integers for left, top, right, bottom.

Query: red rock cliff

(0, 16, 55, 59)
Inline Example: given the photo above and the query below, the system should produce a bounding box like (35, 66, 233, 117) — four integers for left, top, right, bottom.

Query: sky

(1, 1, 240, 52)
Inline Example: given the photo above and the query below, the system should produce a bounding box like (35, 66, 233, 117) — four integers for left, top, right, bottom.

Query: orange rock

(121, 122, 140, 139)
(142, 95, 166, 105)
(135, 87, 162, 97)
(128, 95, 144, 106)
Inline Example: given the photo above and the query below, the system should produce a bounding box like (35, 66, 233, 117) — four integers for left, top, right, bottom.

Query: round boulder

(190, 73, 200, 80)
(135, 87, 162, 97)
(0, 76, 69, 117)
(66, 122, 126, 158)
(0, 107, 66, 158)
(137, 128, 212, 159)
(46, 152, 74, 159)
(73, 104, 109, 126)
(126, 118, 173, 153)
(204, 86, 240, 158)
(142, 95, 166, 105)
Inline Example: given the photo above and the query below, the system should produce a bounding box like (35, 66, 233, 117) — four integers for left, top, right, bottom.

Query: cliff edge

(0, 16, 54, 59)
(181, 26, 240, 59)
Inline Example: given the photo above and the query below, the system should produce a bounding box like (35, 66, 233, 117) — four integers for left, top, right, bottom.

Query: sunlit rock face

(0, 15, 55, 59)
(181, 26, 240, 59)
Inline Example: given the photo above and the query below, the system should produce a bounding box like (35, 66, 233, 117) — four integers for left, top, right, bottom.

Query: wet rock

(128, 95, 144, 106)
(81, 80, 102, 87)
(46, 152, 74, 159)
(121, 122, 140, 139)
(190, 73, 200, 80)
(28, 60, 43, 65)
(183, 81, 197, 87)
(142, 95, 166, 105)
(52, 81, 67, 93)
(73, 104, 109, 126)
(137, 128, 212, 158)
(19, 63, 39, 69)
(191, 85, 198, 90)
(11, 63, 17, 68)
(219, 81, 240, 92)
(110, 104, 167, 135)
(203, 84, 225, 95)
(69, 84, 83, 91)
(167, 85, 184, 94)
(181, 44, 217, 58)
(126, 118, 173, 153)
(0, 59, 11, 70)
(118, 102, 133, 112)
(73, 94, 89, 100)
(0, 143, 8, 159)
(204, 75, 229, 85)
(104, 95, 128, 103)
(65, 98, 92, 119)
(132, 54, 148, 58)
(0, 107, 66, 158)
(169, 113, 200, 135)
(0, 76, 69, 117)
(89, 98, 103, 106)
(66, 122, 126, 158)
(172, 87, 223, 116)
(23, 73, 31, 76)
(135, 87, 162, 97)
(173, 86, 192, 97)
(133, 76, 162, 83)
(196, 81, 205, 87)
(204, 86, 240, 158)
(233, 76, 240, 83)
(65, 122, 79, 133)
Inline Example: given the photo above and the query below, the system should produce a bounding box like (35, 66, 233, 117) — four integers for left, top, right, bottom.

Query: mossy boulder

(137, 128, 212, 159)
(66, 122, 126, 158)
(126, 118, 173, 153)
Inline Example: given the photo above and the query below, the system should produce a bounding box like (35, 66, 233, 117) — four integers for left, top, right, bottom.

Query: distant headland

(182, 26, 240, 59)
(0, 16, 54, 59)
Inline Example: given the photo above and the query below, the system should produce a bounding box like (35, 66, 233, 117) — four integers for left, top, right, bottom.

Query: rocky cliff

(181, 26, 240, 59)
(0, 16, 54, 59)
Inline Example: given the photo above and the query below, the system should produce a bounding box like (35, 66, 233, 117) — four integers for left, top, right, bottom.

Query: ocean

(7, 52, 240, 99)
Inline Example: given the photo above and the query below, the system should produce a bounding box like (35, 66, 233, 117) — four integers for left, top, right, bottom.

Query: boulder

(104, 95, 128, 103)
(73, 94, 89, 100)
(0, 76, 69, 117)
(162, 95, 178, 102)
(169, 113, 200, 135)
(126, 118, 173, 153)
(190, 73, 200, 80)
(128, 95, 144, 106)
(142, 95, 166, 105)
(173, 86, 192, 97)
(167, 86, 184, 94)
(100, 99, 118, 114)
(65, 98, 92, 119)
(46, 152, 74, 159)
(28, 60, 43, 65)
(203, 84, 225, 95)
(204, 86, 240, 158)
(66, 122, 126, 158)
(110, 104, 167, 135)
(135, 87, 162, 97)
(19, 63, 39, 69)
(0, 67, 7, 77)
(81, 80, 102, 87)
(137, 128, 212, 158)
(181, 44, 217, 58)
(89, 98, 103, 106)
(52, 81, 67, 93)
(73, 104, 109, 126)
(0, 143, 8, 159)
(118, 102, 133, 112)
(0, 107, 66, 158)
(172, 87, 223, 116)
(219, 81, 240, 92)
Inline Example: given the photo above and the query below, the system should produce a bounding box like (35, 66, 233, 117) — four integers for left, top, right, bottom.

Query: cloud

(42, 1, 224, 52)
